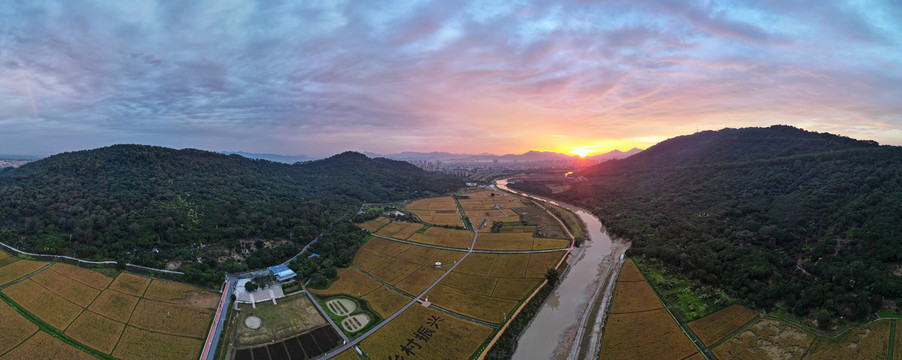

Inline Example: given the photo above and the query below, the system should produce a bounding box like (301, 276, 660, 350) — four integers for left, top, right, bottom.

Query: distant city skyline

(1, 1, 901, 157)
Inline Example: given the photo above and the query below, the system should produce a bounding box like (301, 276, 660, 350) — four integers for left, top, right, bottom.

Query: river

(495, 179, 616, 360)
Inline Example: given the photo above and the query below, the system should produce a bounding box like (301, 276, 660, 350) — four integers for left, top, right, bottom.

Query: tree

(244, 281, 258, 292)
(323, 267, 338, 278)
(545, 267, 560, 286)
(817, 309, 831, 330)
(308, 273, 327, 288)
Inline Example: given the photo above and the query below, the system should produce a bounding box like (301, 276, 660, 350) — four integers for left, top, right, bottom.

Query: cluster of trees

(0, 145, 461, 287)
(288, 222, 370, 287)
(514, 126, 902, 322)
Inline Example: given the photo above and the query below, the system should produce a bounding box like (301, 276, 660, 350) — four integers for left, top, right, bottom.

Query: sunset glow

(1, 1, 901, 156)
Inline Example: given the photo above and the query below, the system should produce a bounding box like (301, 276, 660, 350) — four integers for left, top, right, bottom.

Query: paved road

(318, 221, 483, 358)
(201, 279, 232, 360)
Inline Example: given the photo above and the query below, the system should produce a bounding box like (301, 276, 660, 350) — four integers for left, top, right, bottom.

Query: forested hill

(0, 145, 461, 270)
(513, 125, 902, 323)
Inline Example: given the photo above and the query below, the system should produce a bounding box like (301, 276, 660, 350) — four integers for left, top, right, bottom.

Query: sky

(1, 0, 901, 157)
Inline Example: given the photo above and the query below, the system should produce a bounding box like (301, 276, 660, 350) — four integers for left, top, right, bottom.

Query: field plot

(47, 263, 113, 290)
(30, 269, 100, 307)
(144, 279, 219, 308)
(437, 229, 475, 249)
(66, 310, 126, 354)
(599, 308, 697, 360)
(688, 304, 759, 345)
(525, 252, 565, 278)
(353, 248, 393, 272)
(492, 278, 541, 300)
(0, 252, 18, 268)
(713, 317, 814, 360)
(368, 257, 421, 285)
(311, 267, 382, 296)
(363, 285, 410, 316)
(532, 237, 571, 250)
(129, 298, 213, 338)
(2, 279, 83, 329)
(407, 226, 452, 245)
(232, 293, 327, 347)
(360, 301, 493, 359)
(0, 260, 47, 286)
(441, 272, 498, 296)
(426, 284, 518, 324)
(473, 232, 533, 251)
(113, 326, 203, 360)
(896, 320, 902, 360)
(0, 331, 94, 360)
(374, 221, 423, 239)
(358, 216, 390, 231)
(395, 245, 440, 265)
(453, 253, 497, 276)
(235, 325, 341, 360)
(0, 299, 38, 355)
(395, 267, 445, 295)
(805, 320, 890, 360)
(108, 272, 151, 297)
(362, 237, 412, 257)
(610, 280, 663, 314)
(89, 289, 139, 323)
(458, 190, 522, 226)
(490, 253, 530, 278)
(405, 196, 464, 227)
(617, 259, 646, 282)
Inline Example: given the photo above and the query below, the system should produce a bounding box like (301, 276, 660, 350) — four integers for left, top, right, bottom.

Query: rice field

(361, 237, 412, 256)
(311, 267, 382, 297)
(492, 278, 541, 300)
(617, 259, 645, 282)
(688, 304, 759, 346)
(360, 302, 493, 359)
(128, 298, 213, 338)
(440, 272, 498, 296)
(143, 279, 219, 308)
(805, 320, 890, 360)
(88, 289, 140, 323)
(599, 308, 697, 360)
(2, 279, 84, 329)
(713, 317, 814, 360)
(525, 252, 565, 278)
(65, 310, 126, 354)
(353, 248, 394, 272)
(362, 285, 411, 317)
(0, 260, 47, 286)
(453, 253, 497, 276)
(395, 267, 445, 296)
(395, 245, 441, 266)
(609, 281, 664, 313)
(437, 229, 474, 249)
(112, 326, 203, 360)
(405, 196, 464, 227)
(0, 299, 38, 355)
(0, 331, 95, 360)
(108, 272, 151, 297)
(489, 253, 530, 278)
(598, 258, 697, 360)
(407, 227, 451, 245)
(358, 216, 391, 232)
(425, 284, 519, 324)
(29, 269, 100, 307)
(47, 263, 113, 290)
(368, 257, 421, 285)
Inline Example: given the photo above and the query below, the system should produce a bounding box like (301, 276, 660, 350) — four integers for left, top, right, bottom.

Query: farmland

(405, 196, 464, 227)
(0, 331, 95, 360)
(113, 326, 204, 360)
(713, 317, 814, 360)
(0, 258, 218, 359)
(598, 259, 698, 360)
(3, 278, 84, 329)
(312, 267, 383, 296)
(805, 320, 890, 360)
(0, 260, 47, 286)
(0, 299, 37, 355)
(457, 190, 522, 226)
(362, 285, 410, 316)
(688, 304, 759, 346)
(66, 310, 126, 354)
(359, 216, 391, 231)
(360, 302, 493, 359)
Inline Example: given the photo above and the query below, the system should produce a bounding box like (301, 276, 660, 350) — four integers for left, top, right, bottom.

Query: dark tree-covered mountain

(0, 145, 461, 279)
(512, 125, 902, 322)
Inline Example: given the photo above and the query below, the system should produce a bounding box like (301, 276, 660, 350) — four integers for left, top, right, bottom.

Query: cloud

(0, 0, 900, 156)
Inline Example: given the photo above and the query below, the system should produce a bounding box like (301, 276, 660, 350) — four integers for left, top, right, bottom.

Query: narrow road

(371, 234, 569, 254)
(201, 279, 232, 360)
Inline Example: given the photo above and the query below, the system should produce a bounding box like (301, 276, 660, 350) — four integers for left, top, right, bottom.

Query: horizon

(2, 1, 901, 157)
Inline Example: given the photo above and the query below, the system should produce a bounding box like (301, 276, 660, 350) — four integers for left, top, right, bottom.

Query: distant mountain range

(224, 148, 643, 164)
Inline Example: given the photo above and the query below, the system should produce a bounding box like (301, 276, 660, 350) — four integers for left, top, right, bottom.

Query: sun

(570, 147, 595, 158)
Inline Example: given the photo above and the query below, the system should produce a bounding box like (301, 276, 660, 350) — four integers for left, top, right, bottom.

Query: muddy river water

(495, 180, 615, 360)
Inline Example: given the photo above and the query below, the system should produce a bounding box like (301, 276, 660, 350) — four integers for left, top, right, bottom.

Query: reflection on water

(497, 180, 614, 360)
